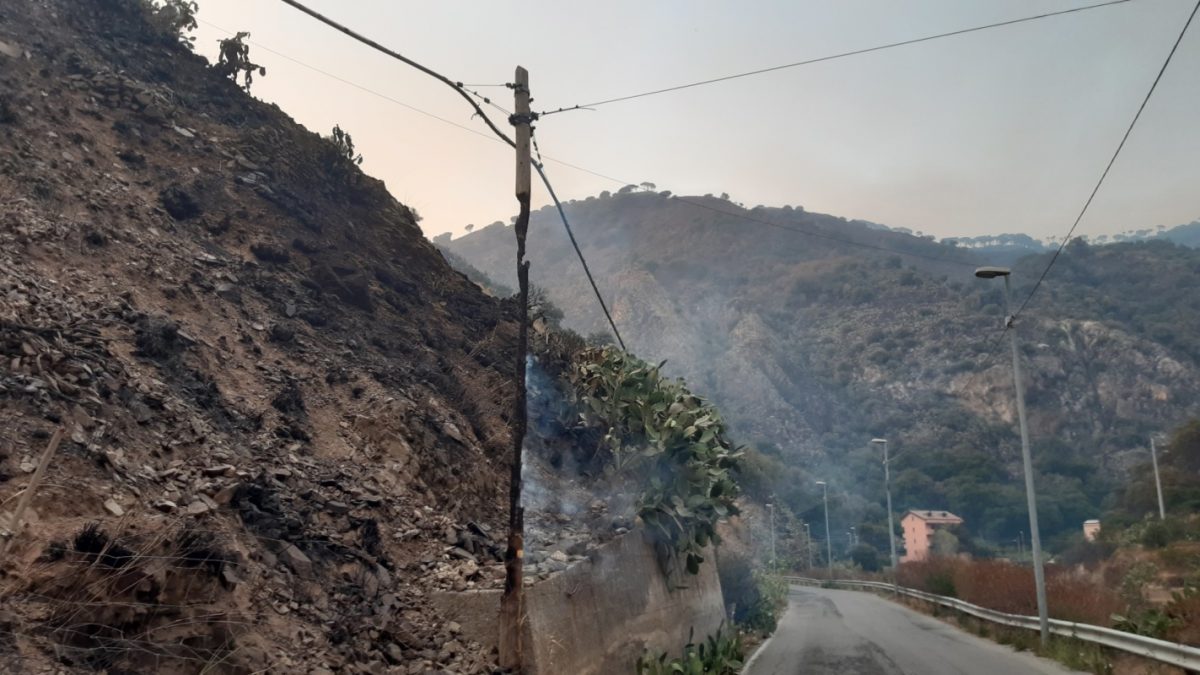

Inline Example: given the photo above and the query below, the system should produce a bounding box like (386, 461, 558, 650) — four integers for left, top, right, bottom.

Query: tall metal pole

(818, 481, 833, 579)
(767, 503, 777, 569)
(874, 438, 899, 586)
(1002, 273, 1050, 645)
(1151, 437, 1166, 520)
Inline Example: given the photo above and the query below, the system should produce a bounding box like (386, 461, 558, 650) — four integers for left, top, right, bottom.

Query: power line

(276, 0, 515, 148)
(466, 87, 513, 116)
(532, 136, 626, 350)
(1011, 0, 1200, 320)
(198, 19, 506, 145)
(262, 1, 630, 347)
(200, 18, 631, 345)
(539, 0, 1134, 115)
(207, 11, 982, 274)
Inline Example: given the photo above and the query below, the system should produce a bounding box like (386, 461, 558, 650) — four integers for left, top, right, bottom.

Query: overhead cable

(1011, 0, 1200, 320)
(540, 0, 1133, 115)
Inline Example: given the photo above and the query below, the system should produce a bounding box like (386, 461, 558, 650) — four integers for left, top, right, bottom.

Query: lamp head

(974, 266, 1011, 279)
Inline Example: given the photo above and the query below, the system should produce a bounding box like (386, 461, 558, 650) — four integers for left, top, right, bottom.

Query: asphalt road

(744, 585, 1081, 675)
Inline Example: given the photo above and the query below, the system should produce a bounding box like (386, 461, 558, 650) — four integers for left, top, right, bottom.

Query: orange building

(901, 510, 963, 562)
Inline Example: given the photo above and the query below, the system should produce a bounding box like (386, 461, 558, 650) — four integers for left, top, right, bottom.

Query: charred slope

(445, 191, 1200, 546)
(0, 1, 516, 672)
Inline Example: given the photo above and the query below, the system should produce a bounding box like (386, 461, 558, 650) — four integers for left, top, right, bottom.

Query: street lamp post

(767, 503, 777, 569)
(872, 438, 899, 587)
(816, 481, 832, 579)
(1151, 436, 1166, 520)
(975, 266, 1049, 645)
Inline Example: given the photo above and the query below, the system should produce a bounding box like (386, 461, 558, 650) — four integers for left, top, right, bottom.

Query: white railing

(783, 576, 1200, 672)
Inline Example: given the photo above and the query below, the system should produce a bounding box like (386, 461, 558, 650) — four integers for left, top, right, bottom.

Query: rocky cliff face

(444, 191, 1200, 542)
(0, 1, 520, 672)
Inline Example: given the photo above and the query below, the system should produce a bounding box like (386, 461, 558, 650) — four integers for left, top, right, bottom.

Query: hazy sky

(192, 1, 1200, 241)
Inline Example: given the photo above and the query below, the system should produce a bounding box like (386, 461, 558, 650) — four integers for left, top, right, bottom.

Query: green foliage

(215, 32, 265, 93)
(850, 543, 882, 572)
(931, 529, 960, 557)
(327, 124, 363, 166)
(1059, 538, 1115, 568)
(1111, 608, 1178, 639)
(636, 627, 743, 675)
(717, 550, 787, 633)
(1140, 519, 1184, 549)
(529, 286, 565, 327)
(566, 347, 741, 574)
(1119, 561, 1159, 607)
(145, 0, 198, 49)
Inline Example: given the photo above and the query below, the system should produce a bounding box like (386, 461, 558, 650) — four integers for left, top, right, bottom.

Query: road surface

(744, 585, 1081, 675)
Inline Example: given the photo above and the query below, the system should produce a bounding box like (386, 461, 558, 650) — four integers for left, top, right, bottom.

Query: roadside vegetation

(636, 627, 743, 675)
(881, 417, 1200, 649)
(562, 346, 742, 575)
(717, 549, 788, 633)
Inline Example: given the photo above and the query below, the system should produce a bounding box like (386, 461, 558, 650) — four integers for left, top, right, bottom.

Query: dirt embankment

(0, 1, 521, 672)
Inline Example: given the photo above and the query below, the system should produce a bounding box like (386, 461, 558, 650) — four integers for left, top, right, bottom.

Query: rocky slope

(443, 190, 1200, 545)
(0, 1, 522, 672)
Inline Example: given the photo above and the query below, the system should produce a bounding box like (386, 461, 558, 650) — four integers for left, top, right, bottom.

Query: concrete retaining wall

(432, 528, 726, 674)
(523, 529, 726, 674)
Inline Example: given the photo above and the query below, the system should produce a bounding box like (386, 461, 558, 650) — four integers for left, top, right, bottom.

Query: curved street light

(816, 480, 832, 579)
(975, 266, 1048, 645)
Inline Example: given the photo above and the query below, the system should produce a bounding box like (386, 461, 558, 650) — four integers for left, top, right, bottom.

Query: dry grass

(898, 557, 1122, 627)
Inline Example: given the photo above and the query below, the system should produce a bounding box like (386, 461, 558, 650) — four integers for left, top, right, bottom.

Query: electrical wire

(198, 19, 504, 145)
(276, 0, 515, 148)
(532, 134, 627, 349)
(540, 0, 1134, 114)
(225, 3, 631, 347)
(1010, 0, 1200, 321)
(199, 19, 973, 275)
(464, 84, 513, 116)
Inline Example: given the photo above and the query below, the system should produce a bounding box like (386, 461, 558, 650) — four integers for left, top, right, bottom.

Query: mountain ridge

(442, 190, 1200, 548)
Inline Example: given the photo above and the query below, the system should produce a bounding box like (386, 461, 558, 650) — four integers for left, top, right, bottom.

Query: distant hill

(941, 219, 1200, 266)
(442, 191, 1200, 549)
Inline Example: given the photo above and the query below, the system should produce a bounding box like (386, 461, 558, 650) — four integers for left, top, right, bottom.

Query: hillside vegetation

(443, 190, 1200, 550)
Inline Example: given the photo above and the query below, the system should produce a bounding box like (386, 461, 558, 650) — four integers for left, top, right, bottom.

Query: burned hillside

(0, 0, 522, 672)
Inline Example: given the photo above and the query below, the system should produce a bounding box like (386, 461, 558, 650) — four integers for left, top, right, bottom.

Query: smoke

(519, 356, 637, 574)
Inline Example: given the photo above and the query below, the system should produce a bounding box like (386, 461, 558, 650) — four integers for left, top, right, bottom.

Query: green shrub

(636, 627, 743, 675)
(566, 347, 741, 574)
(1112, 608, 1178, 639)
(1140, 518, 1188, 549)
(718, 550, 788, 632)
(850, 543, 882, 572)
(928, 570, 957, 597)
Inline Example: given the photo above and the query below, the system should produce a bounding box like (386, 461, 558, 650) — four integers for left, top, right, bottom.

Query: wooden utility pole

(499, 65, 532, 672)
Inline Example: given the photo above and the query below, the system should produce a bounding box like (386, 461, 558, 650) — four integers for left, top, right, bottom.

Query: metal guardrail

(784, 576, 1200, 672)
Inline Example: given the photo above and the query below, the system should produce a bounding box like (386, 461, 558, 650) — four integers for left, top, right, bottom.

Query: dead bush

(6, 521, 246, 672)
